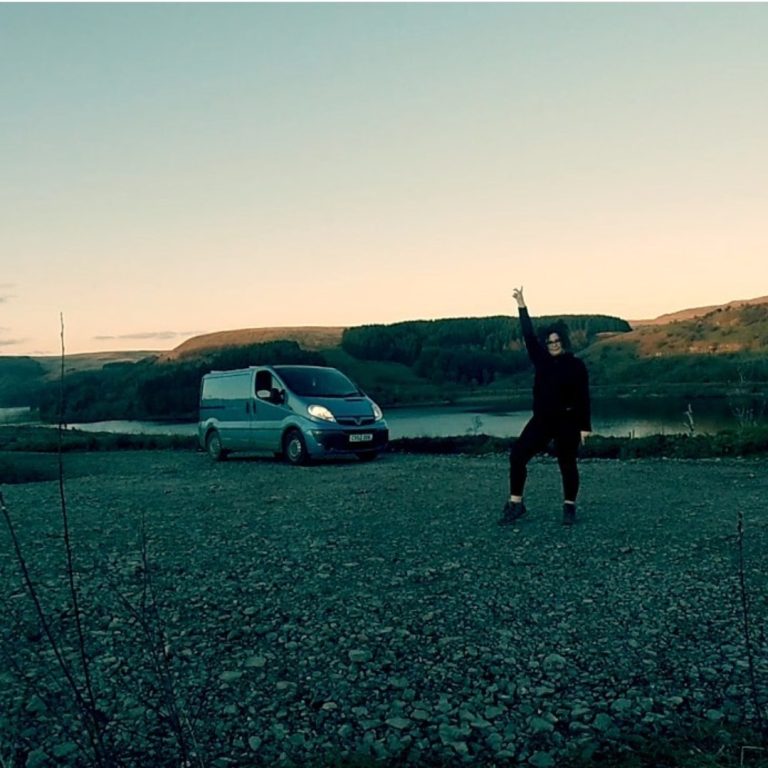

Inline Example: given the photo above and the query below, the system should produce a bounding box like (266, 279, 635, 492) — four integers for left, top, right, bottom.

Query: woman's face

(546, 333, 563, 357)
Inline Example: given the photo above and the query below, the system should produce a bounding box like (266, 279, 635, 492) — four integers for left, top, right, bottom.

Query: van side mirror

(256, 387, 285, 404)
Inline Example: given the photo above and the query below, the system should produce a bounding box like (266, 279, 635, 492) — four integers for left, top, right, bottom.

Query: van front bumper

(309, 427, 389, 454)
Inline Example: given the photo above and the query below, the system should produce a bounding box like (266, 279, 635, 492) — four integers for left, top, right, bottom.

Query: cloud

(92, 330, 200, 342)
(0, 337, 25, 348)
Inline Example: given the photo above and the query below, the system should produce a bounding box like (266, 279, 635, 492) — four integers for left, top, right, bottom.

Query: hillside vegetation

(34, 341, 324, 422)
(0, 357, 47, 407)
(338, 314, 631, 403)
(2, 299, 767, 422)
(583, 303, 768, 388)
(613, 302, 768, 356)
(28, 314, 628, 421)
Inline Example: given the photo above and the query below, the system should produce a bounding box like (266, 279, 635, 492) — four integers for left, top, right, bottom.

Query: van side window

(203, 374, 248, 400)
(255, 370, 272, 398)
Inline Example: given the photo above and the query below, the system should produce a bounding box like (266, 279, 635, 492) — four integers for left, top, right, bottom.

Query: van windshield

(276, 367, 361, 398)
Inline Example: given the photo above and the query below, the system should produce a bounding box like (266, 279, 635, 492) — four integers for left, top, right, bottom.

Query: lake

(0, 397, 747, 440)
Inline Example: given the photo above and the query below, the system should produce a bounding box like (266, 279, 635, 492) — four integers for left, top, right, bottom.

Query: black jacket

(519, 307, 592, 432)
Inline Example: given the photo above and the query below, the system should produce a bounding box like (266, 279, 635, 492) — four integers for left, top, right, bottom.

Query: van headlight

(372, 402, 383, 421)
(308, 404, 336, 422)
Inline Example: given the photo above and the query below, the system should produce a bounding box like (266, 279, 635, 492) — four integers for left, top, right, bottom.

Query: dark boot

(498, 500, 527, 526)
(562, 503, 576, 526)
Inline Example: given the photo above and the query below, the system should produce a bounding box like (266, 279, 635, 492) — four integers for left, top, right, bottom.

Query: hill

(590, 301, 768, 358)
(630, 295, 768, 327)
(163, 326, 345, 361)
(33, 350, 159, 377)
(582, 301, 768, 390)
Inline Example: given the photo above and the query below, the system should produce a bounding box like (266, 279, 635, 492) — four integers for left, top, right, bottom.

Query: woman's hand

(512, 286, 526, 308)
(580, 431, 591, 445)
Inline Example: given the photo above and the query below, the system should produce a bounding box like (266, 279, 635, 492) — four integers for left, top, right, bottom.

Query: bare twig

(138, 514, 194, 765)
(0, 625, 93, 759)
(98, 517, 204, 767)
(684, 402, 695, 434)
(0, 316, 111, 765)
(0, 490, 106, 766)
(741, 745, 766, 766)
(57, 315, 108, 763)
(737, 508, 766, 739)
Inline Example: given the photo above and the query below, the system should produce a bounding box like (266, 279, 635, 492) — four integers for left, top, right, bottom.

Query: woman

(499, 286, 592, 526)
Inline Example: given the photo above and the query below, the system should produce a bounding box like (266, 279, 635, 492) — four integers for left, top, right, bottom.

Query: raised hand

(512, 286, 526, 308)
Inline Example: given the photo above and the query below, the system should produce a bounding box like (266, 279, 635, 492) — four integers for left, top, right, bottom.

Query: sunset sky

(2, 3, 767, 356)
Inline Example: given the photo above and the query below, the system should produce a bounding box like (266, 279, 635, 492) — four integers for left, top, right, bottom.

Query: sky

(1, 3, 767, 356)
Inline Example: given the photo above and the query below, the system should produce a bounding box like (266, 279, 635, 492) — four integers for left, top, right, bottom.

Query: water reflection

(0, 398, 745, 440)
(386, 398, 742, 440)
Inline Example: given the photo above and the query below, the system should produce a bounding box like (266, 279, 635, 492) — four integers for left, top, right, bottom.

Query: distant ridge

(630, 295, 768, 327)
(162, 326, 345, 361)
(33, 350, 158, 377)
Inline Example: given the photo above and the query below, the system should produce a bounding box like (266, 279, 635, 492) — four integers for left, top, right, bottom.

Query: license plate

(349, 433, 373, 443)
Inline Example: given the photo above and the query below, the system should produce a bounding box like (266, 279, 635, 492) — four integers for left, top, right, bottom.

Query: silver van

(198, 364, 388, 464)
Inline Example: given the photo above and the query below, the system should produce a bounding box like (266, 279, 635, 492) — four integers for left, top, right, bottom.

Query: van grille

(336, 416, 375, 426)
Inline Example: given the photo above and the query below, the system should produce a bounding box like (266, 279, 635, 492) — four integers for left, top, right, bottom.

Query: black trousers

(509, 415, 581, 501)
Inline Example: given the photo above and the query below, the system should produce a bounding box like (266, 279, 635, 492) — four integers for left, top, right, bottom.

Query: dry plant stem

(741, 746, 767, 766)
(0, 490, 103, 764)
(737, 508, 766, 739)
(0, 628, 93, 759)
(57, 315, 98, 712)
(107, 577, 196, 762)
(137, 514, 196, 766)
(57, 314, 109, 765)
(102, 516, 200, 766)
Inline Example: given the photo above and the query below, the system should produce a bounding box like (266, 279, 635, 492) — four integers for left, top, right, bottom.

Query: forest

(340, 314, 630, 385)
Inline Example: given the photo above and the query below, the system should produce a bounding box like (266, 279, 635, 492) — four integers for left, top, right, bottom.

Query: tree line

(341, 314, 631, 385)
(0, 357, 47, 406)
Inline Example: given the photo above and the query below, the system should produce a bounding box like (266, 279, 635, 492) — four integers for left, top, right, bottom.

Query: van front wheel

(206, 430, 226, 461)
(283, 429, 309, 466)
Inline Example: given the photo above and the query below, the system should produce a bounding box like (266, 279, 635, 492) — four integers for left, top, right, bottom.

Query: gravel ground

(2, 450, 768, 767)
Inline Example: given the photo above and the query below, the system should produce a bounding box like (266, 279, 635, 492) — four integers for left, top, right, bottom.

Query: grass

(2, 425, 768, 478)
(390, 428, 768, 460)
(0, 425, 195, 455)
(0, 427, 196, 483)
(0, 452, 61, 484)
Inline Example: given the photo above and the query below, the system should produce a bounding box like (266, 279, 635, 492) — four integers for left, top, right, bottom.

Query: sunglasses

(546, 337, 562, 346)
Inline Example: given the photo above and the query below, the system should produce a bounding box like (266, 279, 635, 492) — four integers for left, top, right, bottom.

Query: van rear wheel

(206, 430, 226, 461)
(283, 429, 309, 466)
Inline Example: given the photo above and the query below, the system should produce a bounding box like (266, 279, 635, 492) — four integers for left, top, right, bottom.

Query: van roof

(205, 364, 333, 375)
